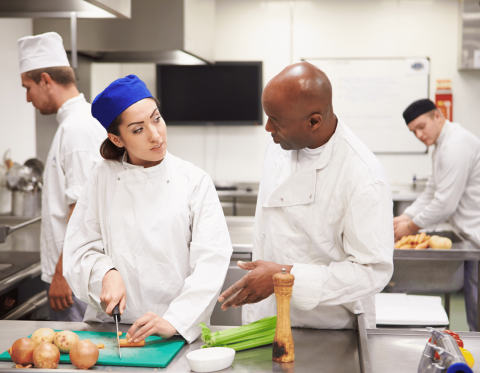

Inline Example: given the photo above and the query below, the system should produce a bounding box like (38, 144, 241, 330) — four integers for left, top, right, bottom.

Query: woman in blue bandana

(63, 75, 232, 343)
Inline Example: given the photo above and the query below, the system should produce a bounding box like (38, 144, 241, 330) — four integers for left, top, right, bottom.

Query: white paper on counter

(375, 293, 449, 326)
(474, 50, 480, 69)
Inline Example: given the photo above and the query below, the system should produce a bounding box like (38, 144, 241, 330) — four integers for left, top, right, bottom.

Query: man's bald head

(262, 62, 337, 150)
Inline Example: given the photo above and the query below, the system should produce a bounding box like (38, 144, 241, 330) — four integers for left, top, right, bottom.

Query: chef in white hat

(18, 32, 106, 321)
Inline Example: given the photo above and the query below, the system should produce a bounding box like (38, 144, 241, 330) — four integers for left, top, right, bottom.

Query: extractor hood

(459, 0, 480, 70)
(32, 0, 214, 64)
(0, 0, 131, 18)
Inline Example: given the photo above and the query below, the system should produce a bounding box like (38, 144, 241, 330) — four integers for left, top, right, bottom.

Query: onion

(31, 328, 56, 346)
(69, 340, 99, 369)
(54, 330, 79, 353)
(33, 342, 60, 369)
(9, 338, 36, 365)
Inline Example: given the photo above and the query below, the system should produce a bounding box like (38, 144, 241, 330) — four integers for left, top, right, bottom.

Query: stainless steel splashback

(459, 0, 480, 70)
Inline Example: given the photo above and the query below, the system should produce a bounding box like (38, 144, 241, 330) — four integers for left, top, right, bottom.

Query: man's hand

(394, 220, 420, 241)
(100, 269, 126, 316)
(393, 214, 410, 229)
(218, 260, 292, 311)
(126, 312, 177, 343)
(49, 271, 74, 312)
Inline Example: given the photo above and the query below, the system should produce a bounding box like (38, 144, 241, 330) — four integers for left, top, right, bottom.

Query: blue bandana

(92, 74, 153, 130)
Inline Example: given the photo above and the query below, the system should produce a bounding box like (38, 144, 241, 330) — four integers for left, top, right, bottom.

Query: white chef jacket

(243, 118, 394, 329)
(40, 93, 106, 283)
(404, 121, 480, 246)
(63, 152, 232, 343)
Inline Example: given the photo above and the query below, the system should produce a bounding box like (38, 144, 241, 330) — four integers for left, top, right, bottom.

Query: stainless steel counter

(0, 319, 365, 372)
(1, 318, 480, 372)
(368, 328, 480, 372)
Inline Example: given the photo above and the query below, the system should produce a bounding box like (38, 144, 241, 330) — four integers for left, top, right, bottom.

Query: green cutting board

(0, 330, 185, 368)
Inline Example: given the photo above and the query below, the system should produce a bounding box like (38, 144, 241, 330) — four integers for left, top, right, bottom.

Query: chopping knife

(113, 304, 122, 359)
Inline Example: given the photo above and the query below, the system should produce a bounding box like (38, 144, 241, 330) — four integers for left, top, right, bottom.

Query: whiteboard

(305, 58, 429, 154)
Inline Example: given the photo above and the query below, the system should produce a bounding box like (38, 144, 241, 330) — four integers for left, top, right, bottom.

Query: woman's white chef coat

(404, 120, 480, 246)
(63, 152, 232, 343)
(243, 119, 394, 329)
(41, 93, 106, 283)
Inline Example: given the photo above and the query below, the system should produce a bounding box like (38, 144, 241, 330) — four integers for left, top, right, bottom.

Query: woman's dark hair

(100, 97, 161, 160)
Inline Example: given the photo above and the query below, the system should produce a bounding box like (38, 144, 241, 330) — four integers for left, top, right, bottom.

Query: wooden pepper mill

(272, 268, 295, 363)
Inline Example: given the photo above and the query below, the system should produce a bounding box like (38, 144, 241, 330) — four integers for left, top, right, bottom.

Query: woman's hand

(100, 269, 126, 316)
(126, 312, 177, 343)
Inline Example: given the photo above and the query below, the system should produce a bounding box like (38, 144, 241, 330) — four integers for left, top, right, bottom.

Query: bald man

(219, 62, 394, 329)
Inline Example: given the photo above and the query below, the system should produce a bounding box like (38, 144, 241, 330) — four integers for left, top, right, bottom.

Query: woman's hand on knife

(126, 312, 177, 343)
(100, 269, 126, 316)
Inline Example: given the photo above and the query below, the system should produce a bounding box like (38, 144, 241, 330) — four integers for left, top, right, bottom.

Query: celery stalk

(211, 327, 276, 346)
(206, 316, 276, 346)
(199, 316, 277, 351)
(222, 329, 276, 351)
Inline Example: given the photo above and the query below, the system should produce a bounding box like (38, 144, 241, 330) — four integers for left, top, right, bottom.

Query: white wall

(0, 19, 35, 165)
(213, 0, 480, 185)
(89, 0, 480, 186)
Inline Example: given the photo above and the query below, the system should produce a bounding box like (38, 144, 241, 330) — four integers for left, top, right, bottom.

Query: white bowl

(186, 347, 236, 372)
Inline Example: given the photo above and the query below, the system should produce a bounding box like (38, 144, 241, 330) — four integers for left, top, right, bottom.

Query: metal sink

(0, 252, 40, 283)
(0, 216, 40, 252)
(0, 264, 13, 271)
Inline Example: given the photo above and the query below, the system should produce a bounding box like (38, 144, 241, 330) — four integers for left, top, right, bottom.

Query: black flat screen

(156, 62, 263, 125)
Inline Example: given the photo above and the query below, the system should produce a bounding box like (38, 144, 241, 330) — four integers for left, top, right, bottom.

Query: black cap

(403, 99, 437, 125)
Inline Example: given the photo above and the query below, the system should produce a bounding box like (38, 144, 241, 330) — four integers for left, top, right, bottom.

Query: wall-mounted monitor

(156, 62, 263, 126)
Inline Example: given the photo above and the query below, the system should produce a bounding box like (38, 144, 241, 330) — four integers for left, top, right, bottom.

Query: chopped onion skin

(10, 338, 36, 365)
(31, 328, 56, 346)
(97, 343, 105, 349)
(54, 331, 79, 353)
(69, 340, 99, 369)
(33, 342, 60, 369)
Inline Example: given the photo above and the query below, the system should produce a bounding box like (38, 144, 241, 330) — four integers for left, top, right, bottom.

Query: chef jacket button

(280, 198, 284, 201)
(309, 195, 312, 198)
(167, 180, 170, 183)
(118, 177, 120, 181)
(295, 224, 298, 228)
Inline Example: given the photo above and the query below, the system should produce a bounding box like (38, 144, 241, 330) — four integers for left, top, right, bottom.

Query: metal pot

(12, 190, 41, 217)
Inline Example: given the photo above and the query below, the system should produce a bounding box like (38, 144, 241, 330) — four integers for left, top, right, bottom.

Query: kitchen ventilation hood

(32, 0, 214, 64)
(0, 0, 130, 18)
(459, 0, 480, 70)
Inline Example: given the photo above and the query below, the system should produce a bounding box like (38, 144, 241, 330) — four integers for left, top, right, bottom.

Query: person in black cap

(394, 98, 480, 331)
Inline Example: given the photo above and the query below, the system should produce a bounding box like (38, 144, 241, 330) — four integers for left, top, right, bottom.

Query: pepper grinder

(272, 268, 295, 363)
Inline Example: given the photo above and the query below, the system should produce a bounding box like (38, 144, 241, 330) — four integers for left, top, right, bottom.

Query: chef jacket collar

(264, 117, 341, 208)
(435, 119, 452, 149)
(313, 116, 341, 171)
(120, 151, 171, 182)
(56, 94, 86, 124)
(121, 150, 170, 173)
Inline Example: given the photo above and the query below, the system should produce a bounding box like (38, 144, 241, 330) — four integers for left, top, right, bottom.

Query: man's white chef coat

(404, 120, 480, 246)
(243, 118, 394, 329)
(63, 152, 232, 343)
(41, 93, 106, 283)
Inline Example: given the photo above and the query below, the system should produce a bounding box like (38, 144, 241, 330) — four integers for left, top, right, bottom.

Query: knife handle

(113, 304, 121, 323)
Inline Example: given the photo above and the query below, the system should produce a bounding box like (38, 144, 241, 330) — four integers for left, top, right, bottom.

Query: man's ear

(108, 133, 124, 148)
(309, 113, 323, 131)
(40, 72, 54, 87)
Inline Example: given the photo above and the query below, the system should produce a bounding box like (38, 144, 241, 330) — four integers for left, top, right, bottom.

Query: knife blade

(113, 304, 122, 359)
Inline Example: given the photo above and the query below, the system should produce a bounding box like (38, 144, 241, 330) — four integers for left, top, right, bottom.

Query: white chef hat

(17, 32, 70, 74)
